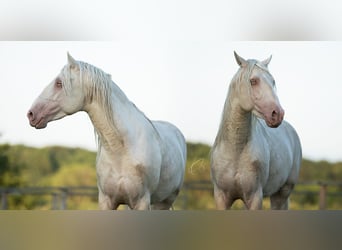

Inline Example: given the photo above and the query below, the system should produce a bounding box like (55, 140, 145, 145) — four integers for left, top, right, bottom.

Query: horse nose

(271, 107, 284, 124)
(271, 110, 278, 119)
(27, 110, 35, 122)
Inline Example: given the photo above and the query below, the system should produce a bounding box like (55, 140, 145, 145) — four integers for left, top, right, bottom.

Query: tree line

(0, 143, 341, 209)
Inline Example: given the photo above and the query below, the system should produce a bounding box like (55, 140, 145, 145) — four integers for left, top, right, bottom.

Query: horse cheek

(62, 94, 85, 115)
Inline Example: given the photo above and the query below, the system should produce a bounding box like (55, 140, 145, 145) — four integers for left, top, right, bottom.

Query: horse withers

(27, 53, 186, 210)
(211, 52, 301, 210)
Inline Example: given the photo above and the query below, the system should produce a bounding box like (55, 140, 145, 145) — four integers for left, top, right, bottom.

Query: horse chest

(96, 151, 141, 192)
(213, 143, 270, 189)
(96, 145, 162, 197)
(98, 163, 142, 195)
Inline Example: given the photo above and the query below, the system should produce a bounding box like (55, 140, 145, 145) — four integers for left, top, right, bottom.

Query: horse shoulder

(282, 121, 302, 153)
(278, 120, 302, 177)
(258, 120, 301, 192)
(249, 120, 271, 164)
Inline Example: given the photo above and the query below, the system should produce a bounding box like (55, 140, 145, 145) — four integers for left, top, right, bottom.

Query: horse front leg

(270, 183, 294, 210)
(98, 189, 115, 210)
(132, 192, 151, 210)
(214, 185, 234, 210)
(244, 186, 263, 210)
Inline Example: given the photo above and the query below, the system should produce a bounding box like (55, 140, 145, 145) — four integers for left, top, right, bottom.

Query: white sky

(0, 42, 341, 162)
(0, 1, 341, 162)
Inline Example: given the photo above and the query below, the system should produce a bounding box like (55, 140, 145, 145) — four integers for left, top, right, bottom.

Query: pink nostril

(27, 110, 34, 121)
(272, 110, 278, 119)
(271, 108, 284, 123)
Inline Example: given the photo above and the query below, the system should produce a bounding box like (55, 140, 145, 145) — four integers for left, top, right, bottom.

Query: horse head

(27, 53, 85, 129)
(234, 51, 284, 128)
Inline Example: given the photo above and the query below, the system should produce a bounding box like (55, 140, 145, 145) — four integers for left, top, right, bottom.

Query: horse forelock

(233, 59, 275, 90)
(235, 60, 257, 83)
(230, 60, 256, 97)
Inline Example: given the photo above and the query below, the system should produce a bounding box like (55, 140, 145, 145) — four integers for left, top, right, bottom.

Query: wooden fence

(1, 181, 341, 210)
(0, 186, 98, 210)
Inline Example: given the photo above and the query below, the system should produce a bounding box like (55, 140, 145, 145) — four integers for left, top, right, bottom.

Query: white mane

(214, 60, 256, 144)
(214, 59, 276, 145)
(61, 61, 132, 148)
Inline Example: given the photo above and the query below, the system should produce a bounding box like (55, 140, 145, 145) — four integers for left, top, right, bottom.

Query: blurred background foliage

(0, 143, 341, 210)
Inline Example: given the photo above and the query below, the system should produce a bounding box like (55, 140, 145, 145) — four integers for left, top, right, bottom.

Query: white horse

(27, 53, 186, 210)
(210, 52, 301, 210)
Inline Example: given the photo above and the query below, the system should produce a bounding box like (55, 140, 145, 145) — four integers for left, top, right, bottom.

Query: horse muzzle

(265, 107, 284, 128)
(27, 109, 48, 129)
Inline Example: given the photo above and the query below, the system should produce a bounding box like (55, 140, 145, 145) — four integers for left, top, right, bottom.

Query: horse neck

(84, 81, 144, 152)
(215, 88, 252, 153)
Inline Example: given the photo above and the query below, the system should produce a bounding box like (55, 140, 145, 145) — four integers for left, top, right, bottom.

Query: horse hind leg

(270, 183, 294, 210)
(151, 189, 180, 210)
(151, 200, 173, 210)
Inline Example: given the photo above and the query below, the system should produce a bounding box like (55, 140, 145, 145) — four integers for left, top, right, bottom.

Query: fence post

(1, 192, 8, 210)
(61, 189, 67, 210)
(319, 183, 327, 210)
(51, 193, 59, 210)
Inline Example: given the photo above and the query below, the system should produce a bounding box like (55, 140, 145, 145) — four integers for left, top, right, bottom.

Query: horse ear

(67, 52, 78, 68)
(234, 51, 247, 67)
(261, 55, 272, 67)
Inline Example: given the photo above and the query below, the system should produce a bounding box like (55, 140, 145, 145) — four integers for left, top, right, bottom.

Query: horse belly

(151, 121, 186, 203)
(263, 172, 287, 196)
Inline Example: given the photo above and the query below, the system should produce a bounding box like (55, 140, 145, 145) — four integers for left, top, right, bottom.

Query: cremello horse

(27, 53, 186, 210)
(211, 52, 301, 210)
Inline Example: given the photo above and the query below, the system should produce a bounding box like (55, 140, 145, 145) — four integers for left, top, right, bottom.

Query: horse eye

(55, 80, 63, 88)
(250, 78, 258, 85)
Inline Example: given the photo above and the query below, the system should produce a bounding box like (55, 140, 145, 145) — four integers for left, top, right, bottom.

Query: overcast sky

(0, 41, 341, 162)
(0, 1, 341, 162)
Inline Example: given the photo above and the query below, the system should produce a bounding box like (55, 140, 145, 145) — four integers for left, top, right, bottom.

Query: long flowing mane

(61, 61, 134, 147)
(61, 60, 158, 152)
